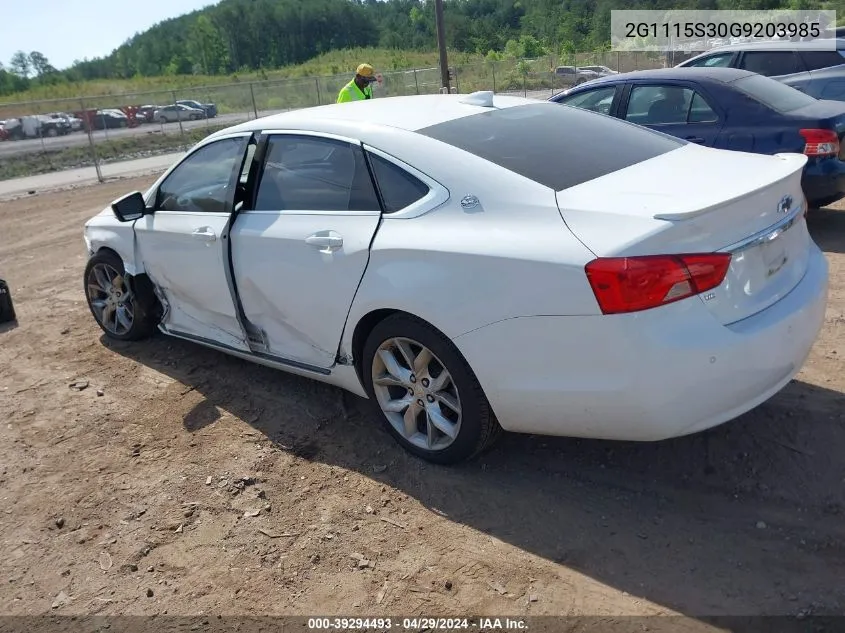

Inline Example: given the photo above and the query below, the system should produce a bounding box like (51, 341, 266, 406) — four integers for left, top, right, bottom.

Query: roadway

(0, 90, 554, 160)
(0, 112, 256, 159)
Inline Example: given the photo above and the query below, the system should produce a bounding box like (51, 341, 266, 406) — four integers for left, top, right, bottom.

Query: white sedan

(83, 91, 829, 464)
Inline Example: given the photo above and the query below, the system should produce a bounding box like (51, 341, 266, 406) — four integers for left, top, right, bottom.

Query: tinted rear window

(731, 74, 818, 113)
(417, 103, 683, 191)
(800, 50, 845, 71)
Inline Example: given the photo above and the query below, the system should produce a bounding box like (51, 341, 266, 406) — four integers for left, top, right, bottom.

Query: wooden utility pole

(435, 0, 450, 92)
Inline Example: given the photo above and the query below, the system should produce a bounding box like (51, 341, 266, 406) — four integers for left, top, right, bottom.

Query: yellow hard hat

(356, 63, 375, 78)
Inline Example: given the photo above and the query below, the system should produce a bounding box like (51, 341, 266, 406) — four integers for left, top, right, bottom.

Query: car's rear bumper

(454, 244, 829, 441)
(802, 157, 845, 205)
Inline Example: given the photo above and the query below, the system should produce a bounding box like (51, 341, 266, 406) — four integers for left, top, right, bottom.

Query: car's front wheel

(362, 313, 502, 464)
(84, 250, 157, 341)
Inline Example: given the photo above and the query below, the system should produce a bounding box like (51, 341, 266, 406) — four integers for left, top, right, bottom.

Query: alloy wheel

(371, 337, 462, 451)
(86, 263, 135, 336)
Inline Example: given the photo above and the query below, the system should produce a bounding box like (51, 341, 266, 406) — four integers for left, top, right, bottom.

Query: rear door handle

(685, 136, 705, 144)
(191, 226, 217, 242)
(305, 231, 343, 253)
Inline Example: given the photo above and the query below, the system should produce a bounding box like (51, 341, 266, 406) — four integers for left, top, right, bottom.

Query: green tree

(28, 51, 56, 76)
(188, 14, 230, 74)
(9, 50, 31, 78)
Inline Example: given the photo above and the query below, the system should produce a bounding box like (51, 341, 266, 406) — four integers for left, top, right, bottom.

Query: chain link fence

(0, 51, 667, 183)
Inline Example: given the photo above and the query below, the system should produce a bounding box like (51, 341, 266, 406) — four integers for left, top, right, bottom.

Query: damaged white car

(83, 92, 828, 464)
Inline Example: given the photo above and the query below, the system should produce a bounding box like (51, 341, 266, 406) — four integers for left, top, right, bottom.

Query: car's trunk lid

(555, 144, 811, 325)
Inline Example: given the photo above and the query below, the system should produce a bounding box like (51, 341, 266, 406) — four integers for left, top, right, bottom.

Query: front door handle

(191, 226, 217, 242)
(305, 231, 343, 253)
(685, 136, 705, 144)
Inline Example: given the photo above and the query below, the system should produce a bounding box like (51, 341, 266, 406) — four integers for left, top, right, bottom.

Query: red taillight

(799, 129, 839, 157)
(585, 253, 732, 315)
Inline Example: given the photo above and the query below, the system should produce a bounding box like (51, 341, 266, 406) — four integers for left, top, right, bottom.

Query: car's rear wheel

(362, 313, 502, 464)
(45, 127, 58, 137)
(84, 250, 157, 341)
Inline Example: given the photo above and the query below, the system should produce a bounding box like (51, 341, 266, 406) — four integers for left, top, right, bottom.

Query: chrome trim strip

(260, 129, 363, 146)
(362, 143, 451, 219)
(719, 203, 804, 254)
(165, 329, 332, 376)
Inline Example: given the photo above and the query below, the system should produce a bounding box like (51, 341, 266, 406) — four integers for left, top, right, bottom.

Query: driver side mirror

(111, 191, 147, 222)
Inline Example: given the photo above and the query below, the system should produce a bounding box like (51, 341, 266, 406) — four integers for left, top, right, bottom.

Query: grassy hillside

(1, 49, 465, 105)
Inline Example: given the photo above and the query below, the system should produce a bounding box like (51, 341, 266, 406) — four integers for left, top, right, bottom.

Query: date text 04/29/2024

(306, 617, 528, 630)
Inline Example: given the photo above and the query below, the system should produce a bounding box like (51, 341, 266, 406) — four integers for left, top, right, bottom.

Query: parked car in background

(176, 99, 217, 118)
(579, 65, 618, 77)
(48, 112, 83, 131)
(82, 92, 827, 463)
(135, 105, 162, 123)
(4, 115, 72, 139)
(90, 109, 129, 130)
(154, 104, 205, 123)
(554, 66, 600, 87)
(676, 39, 845, 102)
(551, 67, 845, 207)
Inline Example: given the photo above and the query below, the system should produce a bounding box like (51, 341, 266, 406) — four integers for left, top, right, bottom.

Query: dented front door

(134, 135, 250, 350)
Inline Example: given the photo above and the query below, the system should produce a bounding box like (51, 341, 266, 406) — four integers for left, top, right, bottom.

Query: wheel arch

(85, 222, 145, 277)
(349, 308, 404, 386)
(89, 246, 155, 293)
(348, 308, 482, 398)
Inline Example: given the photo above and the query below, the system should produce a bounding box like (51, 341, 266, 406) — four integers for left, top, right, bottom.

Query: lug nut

(421, 378, 430, 388)
(408, 388, 414, 396)
(426, 394, 435, 403)
(409, 375, 416, 383)
(417, 399, 424, 407)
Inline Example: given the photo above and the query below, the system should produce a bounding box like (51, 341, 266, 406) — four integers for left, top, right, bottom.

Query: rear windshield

(731, 74, 818, 113)
(416, 102, 684, 191)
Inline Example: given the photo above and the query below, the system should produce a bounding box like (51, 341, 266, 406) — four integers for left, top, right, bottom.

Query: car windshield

(417, 102, 684, 191)
(732, 74, 819, 113)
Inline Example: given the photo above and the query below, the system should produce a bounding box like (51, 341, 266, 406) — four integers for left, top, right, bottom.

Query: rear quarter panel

(338, 135, 600, 358)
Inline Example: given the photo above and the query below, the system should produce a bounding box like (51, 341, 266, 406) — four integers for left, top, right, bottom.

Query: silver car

(554, 66, 601, 87)
(578, 65, 619, 78)
(154, 104, 205, 123)
(677, 39, 845, 102)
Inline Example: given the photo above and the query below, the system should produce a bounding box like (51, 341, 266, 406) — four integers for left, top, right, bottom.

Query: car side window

(799, 51, 845, 71)
(368, 153, 430, 213)
(739, 51, 801, 77)
(255, 135, 380, 212)
(625, 86, 692, 125)
(688, 92, 718, 123)
(687, 53, 734, 68)
(156, 137, 246, 213)
(558, 86, 617, 115)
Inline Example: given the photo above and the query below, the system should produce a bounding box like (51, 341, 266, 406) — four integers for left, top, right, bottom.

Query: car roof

(208, 93, 537, 139)
(574, 66, 756, 86)
(703, 37, 845, 52)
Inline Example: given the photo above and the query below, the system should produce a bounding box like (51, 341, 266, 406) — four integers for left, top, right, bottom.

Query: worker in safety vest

(337, 64, 376, 103)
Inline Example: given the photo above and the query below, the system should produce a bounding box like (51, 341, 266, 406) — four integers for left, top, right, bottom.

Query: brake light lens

(585, 253, 732, 315)
(799, 129, 839, 157)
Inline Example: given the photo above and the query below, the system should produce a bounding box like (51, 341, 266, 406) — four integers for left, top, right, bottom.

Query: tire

(45, 127, 58, 137)
(806, 194, 842, 209)
(84, 250, 158, 341)
(362, 313, 502, 464)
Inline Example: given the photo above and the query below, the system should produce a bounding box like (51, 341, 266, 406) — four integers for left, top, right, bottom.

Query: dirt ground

(1, 177, 844, 626)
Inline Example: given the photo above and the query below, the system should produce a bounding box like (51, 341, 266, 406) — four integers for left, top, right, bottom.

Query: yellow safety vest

(337, 80, 373, 103)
